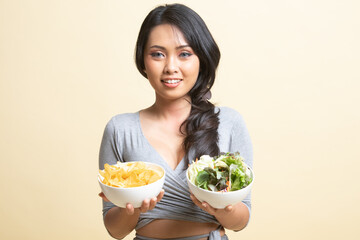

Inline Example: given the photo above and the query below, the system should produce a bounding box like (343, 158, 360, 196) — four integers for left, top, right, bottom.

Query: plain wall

(1, 0, 359, 239)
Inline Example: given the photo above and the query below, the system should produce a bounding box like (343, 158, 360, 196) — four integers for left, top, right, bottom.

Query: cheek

(183, 61, 200, 77)
(144, 57, 160, 75)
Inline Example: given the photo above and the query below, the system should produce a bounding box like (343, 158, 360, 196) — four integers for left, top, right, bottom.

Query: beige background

(1, 0, 359, 239)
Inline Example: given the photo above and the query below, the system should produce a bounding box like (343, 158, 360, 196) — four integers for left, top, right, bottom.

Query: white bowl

(186, 166, 254, 209)
(98, 162, 165, 208)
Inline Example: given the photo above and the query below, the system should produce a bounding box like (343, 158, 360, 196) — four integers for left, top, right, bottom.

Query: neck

(150, 95, 192, 123)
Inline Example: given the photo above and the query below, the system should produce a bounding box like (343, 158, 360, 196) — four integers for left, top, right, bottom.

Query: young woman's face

(143, 24, 200, 102)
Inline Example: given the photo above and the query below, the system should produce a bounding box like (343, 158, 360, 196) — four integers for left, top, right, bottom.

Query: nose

(164, 56, 179, 74)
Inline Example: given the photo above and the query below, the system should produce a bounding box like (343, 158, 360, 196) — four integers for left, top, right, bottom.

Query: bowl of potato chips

(98, 161, 165, 208)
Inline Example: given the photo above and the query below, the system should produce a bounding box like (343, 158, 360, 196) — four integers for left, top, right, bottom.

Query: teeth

(164, 79, 181, 84)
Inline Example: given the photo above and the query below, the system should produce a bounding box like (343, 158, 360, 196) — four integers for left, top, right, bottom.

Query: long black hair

(135, 3, 221, 161)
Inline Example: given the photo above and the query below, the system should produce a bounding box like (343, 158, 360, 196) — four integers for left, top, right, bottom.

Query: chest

(141, 121, 185, 170)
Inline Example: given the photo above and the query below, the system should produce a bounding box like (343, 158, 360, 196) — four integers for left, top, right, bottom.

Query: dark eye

(150, 52, 164, 58)
(180, 52, 192, 58)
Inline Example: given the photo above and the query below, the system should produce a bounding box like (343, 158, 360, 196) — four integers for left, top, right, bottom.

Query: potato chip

(99, 161, 163, 188)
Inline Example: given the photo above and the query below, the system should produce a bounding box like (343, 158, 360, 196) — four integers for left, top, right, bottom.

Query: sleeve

(98, 118, 122, 218)
(99, 118, 123, 169)
(229, 111, 253, 223)
(229, 113, 253, 169)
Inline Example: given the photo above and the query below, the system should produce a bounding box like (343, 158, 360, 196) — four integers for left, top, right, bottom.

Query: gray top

(99, 106, 253, 230)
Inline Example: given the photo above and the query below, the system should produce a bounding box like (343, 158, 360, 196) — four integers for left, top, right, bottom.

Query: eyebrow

(149, 45, 191, 50)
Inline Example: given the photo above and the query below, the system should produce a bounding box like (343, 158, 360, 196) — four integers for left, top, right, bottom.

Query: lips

(162, 79, 181, 84)
(161, 79, 182, 88)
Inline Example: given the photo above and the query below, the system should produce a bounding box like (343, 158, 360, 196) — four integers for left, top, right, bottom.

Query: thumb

(98, 192, 110, 202)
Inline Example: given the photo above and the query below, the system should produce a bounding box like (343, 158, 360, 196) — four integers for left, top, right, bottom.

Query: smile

(161, 79, 182, 84)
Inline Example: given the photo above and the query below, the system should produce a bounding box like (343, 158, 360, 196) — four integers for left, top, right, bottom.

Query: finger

(225, 205, 233, 212)
(190, 194, 200, 204)
(201, 202, 216, 215)
(125, 203, 135, 215)
(98, 192, 110, 202)
(157, 189, 165, 202)
(190, 194, 211, 213)
(190, 194, 206, 210)
(148, 197, 158, 210)
(140, 199, 150, 213)
(189, 194, 201, 207)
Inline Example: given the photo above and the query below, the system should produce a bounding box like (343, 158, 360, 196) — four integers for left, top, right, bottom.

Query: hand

(98, 189, 165, 215)
(190, 193, 233, 218)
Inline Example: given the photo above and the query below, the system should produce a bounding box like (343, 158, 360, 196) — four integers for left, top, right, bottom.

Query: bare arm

(99, 190, 165, 239)
(190, 194, 250, 231)
(212, 202, 249, 231)
(104, 205, 140, 239)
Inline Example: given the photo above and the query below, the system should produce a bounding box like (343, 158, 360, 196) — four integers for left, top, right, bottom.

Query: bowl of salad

(186, 152, 254, 209)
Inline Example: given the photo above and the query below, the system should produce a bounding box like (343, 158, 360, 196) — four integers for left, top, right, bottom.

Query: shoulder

(217, 106, 244, 124)
(104, 112, 139, 132)
(216, 106, 250, 136)
(110, 112, 139, 124)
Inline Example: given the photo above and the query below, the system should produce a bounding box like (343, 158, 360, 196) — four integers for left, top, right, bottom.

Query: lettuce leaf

(190, 152, 252, 192)
(195, 167, 228, 191)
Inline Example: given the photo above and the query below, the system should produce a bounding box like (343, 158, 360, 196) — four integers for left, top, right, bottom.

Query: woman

(98, 4, 253, 240)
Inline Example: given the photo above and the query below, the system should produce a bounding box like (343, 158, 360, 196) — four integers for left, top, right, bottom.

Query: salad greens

(187, 152, 252, 192)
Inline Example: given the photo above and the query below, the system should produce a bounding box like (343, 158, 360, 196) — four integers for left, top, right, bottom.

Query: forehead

(146, 24, 189, 47)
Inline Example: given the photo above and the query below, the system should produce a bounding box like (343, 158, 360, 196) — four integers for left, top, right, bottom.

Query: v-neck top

(99, 106, 253, 230)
